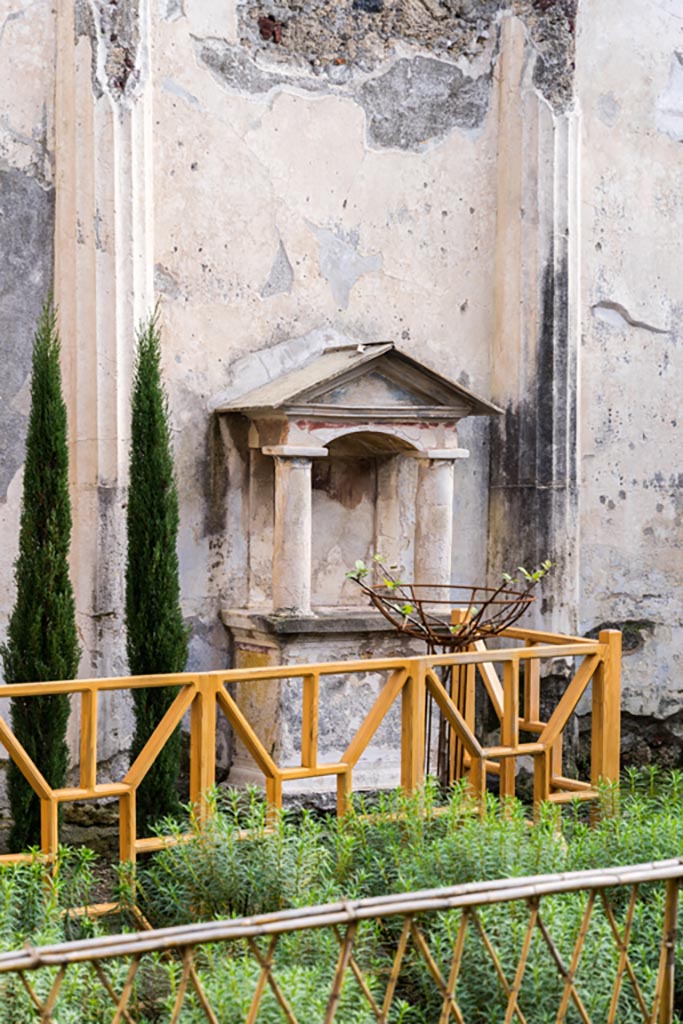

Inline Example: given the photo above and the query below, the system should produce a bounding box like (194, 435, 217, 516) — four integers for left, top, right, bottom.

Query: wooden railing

(0, 627, 621, 864)
(0, 857, 676, 1023)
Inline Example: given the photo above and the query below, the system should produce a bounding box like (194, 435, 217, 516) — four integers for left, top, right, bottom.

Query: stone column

(375, 456, 401, 560)
(263, 446, 327, 615)
(413, 450, 469, 591)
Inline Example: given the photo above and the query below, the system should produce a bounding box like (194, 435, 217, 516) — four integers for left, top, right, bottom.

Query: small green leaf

(401, 603, 414, 615)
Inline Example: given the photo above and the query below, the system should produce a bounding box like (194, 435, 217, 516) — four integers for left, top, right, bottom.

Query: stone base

(222, 607, 422, 793)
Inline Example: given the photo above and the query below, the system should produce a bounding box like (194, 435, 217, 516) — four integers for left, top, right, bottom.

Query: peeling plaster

(196, 37, 491, 150)
(596, 91, 620, 127)
(260, 239, 294, 298)
(655, 51, 683, 142)
(159, 0, 184, 20)
(307, 223, 382, 308)
(154, 262, 183, 300)
(229, 1, 575, 110)
(194, 36, 315, 98)
(161, 76, 202, 108)
(75, 0, 144, 100)
(592, 300, 670, 335)
(359, 57, 490, 149)
(0, 111, 53, 188)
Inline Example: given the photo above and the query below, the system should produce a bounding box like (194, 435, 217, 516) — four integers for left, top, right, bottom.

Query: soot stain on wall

(489, 251, 574, 597)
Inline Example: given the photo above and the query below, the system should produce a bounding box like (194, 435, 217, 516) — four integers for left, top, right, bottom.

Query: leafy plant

(115, 773, 683, 1022)
(0, 300, 80, 850)
(1, 772, 683, 1021)
(502, 559, 554, 584)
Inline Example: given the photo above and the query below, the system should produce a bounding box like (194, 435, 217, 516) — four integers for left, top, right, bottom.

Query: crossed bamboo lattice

(0, 859, 678, 1023)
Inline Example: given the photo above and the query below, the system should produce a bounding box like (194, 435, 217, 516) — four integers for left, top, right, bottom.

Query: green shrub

(2, 773, 683, 1022)
(124, 788, 331, 924)
(121, 773, 683, 1022)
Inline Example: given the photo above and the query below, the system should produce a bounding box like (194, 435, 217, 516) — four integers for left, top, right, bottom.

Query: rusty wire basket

(354, 578, 536, 651)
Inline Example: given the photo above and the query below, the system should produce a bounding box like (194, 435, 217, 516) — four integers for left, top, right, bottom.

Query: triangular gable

(217, 343, 501, 417)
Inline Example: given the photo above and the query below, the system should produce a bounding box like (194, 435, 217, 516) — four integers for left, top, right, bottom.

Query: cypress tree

(126, 311, 188, 833)
(1, 300, 80, 850)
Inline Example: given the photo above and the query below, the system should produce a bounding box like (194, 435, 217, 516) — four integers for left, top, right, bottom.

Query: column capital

(262, 445, 328, 458)
(405, 448, 469, 460)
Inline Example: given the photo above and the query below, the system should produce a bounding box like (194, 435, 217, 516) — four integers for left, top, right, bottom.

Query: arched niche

(312, 431, 419, 607)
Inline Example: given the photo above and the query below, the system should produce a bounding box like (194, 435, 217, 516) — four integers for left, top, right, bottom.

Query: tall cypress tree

(1, 300, 80, 850)
(126, 311, 188, 833)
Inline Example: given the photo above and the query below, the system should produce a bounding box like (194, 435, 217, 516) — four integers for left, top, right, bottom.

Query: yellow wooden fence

(0, 626, 621, 864)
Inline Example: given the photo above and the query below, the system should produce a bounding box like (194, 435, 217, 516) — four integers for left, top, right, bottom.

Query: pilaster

(489, 15, 580, 633)
(54, 1, 154, 682)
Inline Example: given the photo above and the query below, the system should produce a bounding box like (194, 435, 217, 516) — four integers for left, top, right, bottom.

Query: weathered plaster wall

(0, 1, 578, 804)
(0, 0, 56, 829)
(153, 0, 521, 638)
(0, 0, 55, 618)
(7, 0, 683, 807)
(575, 0, 683, 761)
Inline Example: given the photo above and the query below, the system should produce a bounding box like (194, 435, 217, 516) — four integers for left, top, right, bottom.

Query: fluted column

(489, 14, 580, 632)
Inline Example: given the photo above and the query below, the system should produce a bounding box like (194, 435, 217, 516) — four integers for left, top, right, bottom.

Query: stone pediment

(217, 343, 502, 421)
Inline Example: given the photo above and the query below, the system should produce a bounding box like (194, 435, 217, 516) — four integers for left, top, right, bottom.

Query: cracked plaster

(75, 0, 144, 100)
(592, 300, 670, 335)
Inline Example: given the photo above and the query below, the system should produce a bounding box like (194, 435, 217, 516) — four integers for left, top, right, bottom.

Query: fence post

(591, 630, 622, 785)
(659, 878, 679, 1023)
(40, 797, 58, 859)
(79, 688, 98, 791)
(500, 658, 519, 800)
(190, 675, 217, 823)
(401, 660, 426, 792)
(119, 790, 136, 863)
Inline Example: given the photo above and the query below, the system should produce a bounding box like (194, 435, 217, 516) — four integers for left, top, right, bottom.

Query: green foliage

(0, 300, 80, 850)
(1, 773, 683, 1021)
(125, 311, 189, 834)
(123, 774, 683, 1021)
(122, 788, 331, 925)
(502, 559, 554, 584)
(0, 846, 99, 954)
(0, 848, 134, 1024)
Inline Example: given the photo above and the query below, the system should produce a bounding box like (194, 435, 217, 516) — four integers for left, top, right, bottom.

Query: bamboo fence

(0, 858, 677, 1022)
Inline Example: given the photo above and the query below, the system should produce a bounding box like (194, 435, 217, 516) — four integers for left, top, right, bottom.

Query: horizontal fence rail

(0, 858, 677, 1022)
(0, 626, 621, 863)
